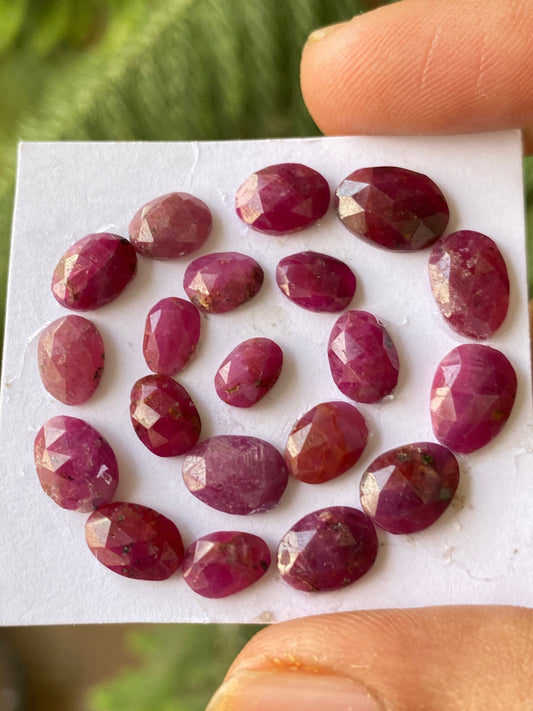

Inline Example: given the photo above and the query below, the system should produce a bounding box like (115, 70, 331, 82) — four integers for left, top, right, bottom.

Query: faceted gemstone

(130, 374, 201, 457)
(85, 501, 184, 580)
(360, 442, 459, 534)
(214, 338, 283, 408)
(428, 230, 510, 339)
(276, 251, 356, 312)
(34, 416, 119, 512)
(52, 233, 137, 309)
(183, 531, 271, 598)
(285, 401, 368, 484)
(182, 435, 288, 515)
(129, 192, 212, 259)
(38, 315, 105, 405)
(183, 251, 264, 313)
(235, 163, 330, 235)
(328, 310, 399, 403)
(143, 297, 201, 375)
(430, 344, 517, 454)
(335, 166, 449, 251)
(277, 506, 378, 592)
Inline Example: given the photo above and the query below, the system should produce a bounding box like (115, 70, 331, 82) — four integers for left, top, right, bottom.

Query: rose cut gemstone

(143, 297, 201, 375)
(430, 344, 517, 454)
(335, 166, 449, 251)
(235, 163, 330, 235)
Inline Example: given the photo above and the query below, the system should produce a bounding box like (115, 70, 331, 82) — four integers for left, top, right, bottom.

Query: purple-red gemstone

(277, 506, 378, 592)
(182, 435, 288, 515)
(52, 233, 137, 309)
(85, 501, 184, 580)
(38, 315, 105, 405)
(360, 442, 459, 534)
(183, 251, 264, 313)
(285, 401, 368, 484)
(129, 192, 212, 259)
(130, 374, 201, 457)
(335, 166, 449, 251)
(276, 251, 356, 312)
(428, 230, 510, 339)
(430, 344, 517, 454)
(235, 163, 330, 235)
(214, 337, 283, 408)
(143, 297, 201, 376)
(183, 531, 271, 598)
(328, 310, 399, 403)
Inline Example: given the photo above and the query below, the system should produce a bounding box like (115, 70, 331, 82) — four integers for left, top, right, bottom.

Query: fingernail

(205, 669, 382, 711)
(305, 21, 347, 45)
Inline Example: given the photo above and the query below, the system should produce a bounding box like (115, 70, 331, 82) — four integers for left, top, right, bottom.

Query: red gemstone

(235, 163, 330, 235)
(277, 506, 378, 592)
(285, 401, 368, 484)
(52, 233, 137, 309)
(130, 374, 201, 457)
(428, 230, 510, 339)
(143, 297, 201, 376)
(183, 531, 271, 598)
(360, 442, 459, 534)
(335, 166, 449, 251)
(214, 338, 283, 408)
(85, 501, 184, 580)
(430, 344, 517, 454)
(38, 315, 105, 405)
(328, 310, 399, 403)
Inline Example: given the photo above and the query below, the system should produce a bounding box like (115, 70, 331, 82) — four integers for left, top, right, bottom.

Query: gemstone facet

(143, 297, 201, 376)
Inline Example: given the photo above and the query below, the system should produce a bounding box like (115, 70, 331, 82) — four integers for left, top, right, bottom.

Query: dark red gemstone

(143, 297, 201, 376)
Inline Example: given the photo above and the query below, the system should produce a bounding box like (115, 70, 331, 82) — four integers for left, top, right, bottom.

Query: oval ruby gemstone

(183, 531, 271, 598)
(428, 230, 510, 339)
(430, 344, 517, 454)
(277, 506, 378, 592)
(130, 374, 201, 457)
(328, 310, 399, 403)
(52, 233, 137, 309)
(143, 297, 201, 376)
(360, 442, 459, 534)
(85, 501, 184, 580)
(235, 163, 330, 235)
(38, 315, 105, 405)
(335, 166, 449, 251)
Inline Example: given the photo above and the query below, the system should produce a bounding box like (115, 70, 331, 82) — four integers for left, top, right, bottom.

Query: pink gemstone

(360, 442, 459, 534)
(276, 251, 356, 312)
(129, 192, 212, 259)
(183, 531, 271, 598)
(430, 344, 517, 454)
(285, 401, 368, 484)
(143, 297, 201, 376)
(38, 315, 105, 405)
(52, 233, 137, 309)
(277, 506, 378, 592)
(214, 338, 283, 408)
(182, 435, 288, 515)
(428, 230, 510, 339)
(183, 251, 264, 313)
(130, 374, 201, 457)
(34, 416, 119, 512)
(328, 310, 399, 403)
(235, 163, 330, 235)
(335, 166, 449, 251)
(85, 501, 184, 580)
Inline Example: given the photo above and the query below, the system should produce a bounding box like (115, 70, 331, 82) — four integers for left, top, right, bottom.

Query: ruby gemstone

(130, 374, 201, 457)
(328, 310, 399, 403)
(52, 233, 137, 309)
(183, 531, 271, 598)
(143, 297, 201, 376)
(360, 442, 459, 534)
(430, 344, 517, 454)
(85, 501, 184, 580)
(335, 166, 449, 251)
(235, 163, 330, 235)
(38, 315, 105, 405)
(277, 506, 378, 592)
(182, 435, 288, 515)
